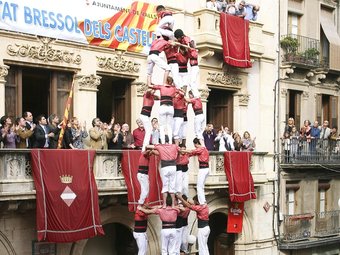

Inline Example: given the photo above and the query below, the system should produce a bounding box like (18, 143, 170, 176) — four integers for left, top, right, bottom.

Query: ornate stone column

(233, 93, 250, 132)
(0, 65, 9, 116)
(73, 74, 101, 127)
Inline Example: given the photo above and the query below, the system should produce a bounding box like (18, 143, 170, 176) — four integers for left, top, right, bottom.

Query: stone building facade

(0, 0, 290, 254)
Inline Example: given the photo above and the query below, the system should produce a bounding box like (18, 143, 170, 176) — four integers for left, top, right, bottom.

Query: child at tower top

(155, 5, 183, 40)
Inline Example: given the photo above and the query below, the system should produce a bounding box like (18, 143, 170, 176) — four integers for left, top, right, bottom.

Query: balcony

(0, 149, 269, 201)
(192, 9, 265, 57)
(280, 138, 340, 168)
(280, 210, 340, 249)
(282, 213, 314, 242)
(280, 34, 328, 69)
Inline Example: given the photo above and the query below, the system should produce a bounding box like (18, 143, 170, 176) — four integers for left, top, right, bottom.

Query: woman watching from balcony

(299, 120, 311, 156)
(290, 126, 300, 161)
(241, 131, 256, 151)
(0, 116, 18, 149)
(65, 117, 88, 149)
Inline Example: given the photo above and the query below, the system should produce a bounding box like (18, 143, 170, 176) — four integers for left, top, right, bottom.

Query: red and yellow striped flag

(57, 76, 75, 149)
(78, 1, 158, 53)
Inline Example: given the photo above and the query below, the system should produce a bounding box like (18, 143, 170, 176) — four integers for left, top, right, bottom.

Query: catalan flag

(78, 1, 158, 53)
(57, 76, 75, 149)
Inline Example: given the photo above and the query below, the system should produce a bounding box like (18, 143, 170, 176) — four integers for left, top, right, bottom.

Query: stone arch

(0, 231, 16, 255)
(70, 205, 160, 255)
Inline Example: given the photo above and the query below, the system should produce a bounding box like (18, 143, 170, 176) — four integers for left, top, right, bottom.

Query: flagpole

(57, 74, 75, 149)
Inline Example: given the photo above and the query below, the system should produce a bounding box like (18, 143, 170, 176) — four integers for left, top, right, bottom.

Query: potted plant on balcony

(280, 36, 299, 62)
(304, 48, 320, 65)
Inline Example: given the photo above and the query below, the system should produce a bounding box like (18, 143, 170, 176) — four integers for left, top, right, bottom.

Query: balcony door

(96, 76, 132, 125)
(316, 94, 338, 128)
(207, 88, 234, 131)
(5, 66, 73, 120)
(286, 89, 301, 128)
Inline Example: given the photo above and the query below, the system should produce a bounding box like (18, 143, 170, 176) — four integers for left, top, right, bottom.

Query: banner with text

(0, 0, 160, 53)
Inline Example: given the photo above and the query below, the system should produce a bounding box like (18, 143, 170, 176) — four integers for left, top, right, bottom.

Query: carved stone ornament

(0, 64, 9, 79)
(97, 51, 140, 73)
(281, 88, 288, 97)
(199, 88, 210, 101)
(280, 65, 295, 79)
(76, 74, 101, 91)
(134, 82, 148, 96)
(6, 37, 82, 65)
(207, 72, 242, 87)
(302, 91, 309, 99)
(237, 94, 250, 106)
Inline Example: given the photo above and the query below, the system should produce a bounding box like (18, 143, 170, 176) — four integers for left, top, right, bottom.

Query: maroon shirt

(134, 209, 148, 232)
(155, 144, 180, 161)
(189, 146, 209, 168)
(190, 97, 203, 115)
(178, 35, 198, 66)
(191, 204, 209, 221)
(153, 85, 177, 106)
(133, 128, 145, 148)
(141, 91, 155, 117)
(149, 38, 169, 55)
(176, 153, 189, 165)
(173, 92, 185, 117)
(164, 45, 178, 64)
(155, 207, 180, 222)
(158, 10, 173, 19)
(138, 153, 150, 174)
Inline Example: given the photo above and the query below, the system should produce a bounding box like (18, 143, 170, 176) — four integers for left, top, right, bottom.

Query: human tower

(132, 5, 211, 255)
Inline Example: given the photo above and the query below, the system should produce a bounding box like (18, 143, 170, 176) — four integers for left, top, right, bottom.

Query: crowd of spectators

(0, 112, 256, 152)
(281, 117, 340, 163)
(206, 0, 260, 21)
(0, 112, 162, 150)
(202, 123, 256, 152)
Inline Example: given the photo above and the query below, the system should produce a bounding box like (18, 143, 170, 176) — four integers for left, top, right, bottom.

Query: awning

(320, 11, 340, 71)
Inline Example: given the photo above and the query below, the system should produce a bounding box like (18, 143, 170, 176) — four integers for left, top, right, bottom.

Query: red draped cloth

(31, 149, 104, 242)
(224, 152, 256, 202)
(121, 150, 163, 212)
(220, 13, 252, 68)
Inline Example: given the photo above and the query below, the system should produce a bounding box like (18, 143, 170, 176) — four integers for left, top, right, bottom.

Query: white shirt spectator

(206, 0, 220, 11)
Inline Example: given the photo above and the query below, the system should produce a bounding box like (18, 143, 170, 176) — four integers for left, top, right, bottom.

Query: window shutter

(316, 94, 322, 124)
(330, 96, 338, 128)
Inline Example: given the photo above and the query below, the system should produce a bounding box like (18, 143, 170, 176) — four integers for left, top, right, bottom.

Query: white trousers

(133, 231, 148, 255)
(178, 71, 190, 88)
(159, 105, 174, 144)
(161, 228, 177, 255)
(140, 114, 152, 151)
(169, 63, 180, 89)
(173, 117, 184, 140)
(182, 171, 189, 196)
(197, 167, 209, 205)
(137, 173, 149, 205)
(156, 15, 175, 39)
(175, 227, 184, 255)
(175, 170, 183, 193)
(189, 65, 200, 98)
(147, 54, 170, 76)
(181, 225, 189, 253)
(198, 226, 210, 255)
(179, 121, 187, 140)
(194, 113, 205, 140)
(161, 165, 176, 193)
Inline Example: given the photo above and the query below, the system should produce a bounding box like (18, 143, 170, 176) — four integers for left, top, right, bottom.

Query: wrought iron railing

(315, 210, 340, 237)
(280, 34, 328, 68)
(280, 138, 340, 164)
(282, 213, 313, 241)
(282, 211, 340, 242)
